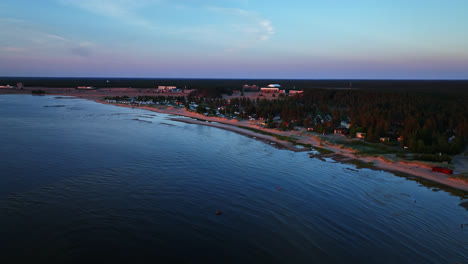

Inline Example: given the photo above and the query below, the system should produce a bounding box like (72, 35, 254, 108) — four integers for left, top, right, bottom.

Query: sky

(0, 0, 467, 79)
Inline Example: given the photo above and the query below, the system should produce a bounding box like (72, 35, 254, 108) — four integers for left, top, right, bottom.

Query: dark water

(0, 95, 467, 263)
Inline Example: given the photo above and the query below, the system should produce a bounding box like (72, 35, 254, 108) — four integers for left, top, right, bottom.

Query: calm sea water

(0, 95, 467, 263)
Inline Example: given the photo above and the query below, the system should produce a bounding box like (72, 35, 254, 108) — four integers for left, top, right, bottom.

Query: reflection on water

(0, 95, 467, 263)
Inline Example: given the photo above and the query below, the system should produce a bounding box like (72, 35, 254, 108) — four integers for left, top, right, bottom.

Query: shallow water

(0, 95, 467, 263)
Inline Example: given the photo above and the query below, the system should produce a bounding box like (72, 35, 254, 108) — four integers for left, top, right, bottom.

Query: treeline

(198, 89, 467, 155)
(3, 77, 468, 93)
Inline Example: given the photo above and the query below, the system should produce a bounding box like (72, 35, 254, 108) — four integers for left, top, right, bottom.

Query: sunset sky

(1, 0, 467, 79)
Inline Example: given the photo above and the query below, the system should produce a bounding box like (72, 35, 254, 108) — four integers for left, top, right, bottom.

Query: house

(432, 167, 453, 175)
(448, 136, 456, 144)
(380, 137, 390, 142)
(340, 121, 351, 129)
(356, 132, 366, 139)
(0, 85, 13, 89)
(334, 128, 349, 135)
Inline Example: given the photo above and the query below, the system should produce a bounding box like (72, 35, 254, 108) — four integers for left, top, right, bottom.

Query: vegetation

(347, 159, 376, 169)
(236, 126, 298, 144)
(332, 139, 403, 155)
(449, 174, 468, 184)
(102, 80, 467, 156)
(312, 146, 334, 154)
(31, 90, 45, 94)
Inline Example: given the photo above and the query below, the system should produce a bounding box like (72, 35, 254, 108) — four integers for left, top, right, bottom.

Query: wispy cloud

(57, 0, 159, 29)
(0, 46, 27, 53)
(0, 18, 96, 58)
(207, 6, 275, 52)
(45, 34, 68, 42)
(55, 1, 274, 52)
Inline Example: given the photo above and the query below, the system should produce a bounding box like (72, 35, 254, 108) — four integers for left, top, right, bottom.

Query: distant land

(1, 77, 468, 95)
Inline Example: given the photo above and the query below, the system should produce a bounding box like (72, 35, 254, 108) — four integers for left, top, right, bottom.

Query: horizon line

(1, 76, 468, 81)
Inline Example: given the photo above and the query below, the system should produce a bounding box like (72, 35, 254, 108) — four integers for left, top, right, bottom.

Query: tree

(279, 121, 287, 131)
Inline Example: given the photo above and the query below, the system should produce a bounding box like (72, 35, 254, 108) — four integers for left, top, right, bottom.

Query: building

(260, 87, 279, 93)
(334, 128, 349, 135)
(448, 136, 456, 144)
(77, 86, 95, 90)
(340, 121, 351, 129)
(157, 86, 178, 92)
(268, 84, 281, 88)
(289, 90, 303, 95)
(380, 137, 390, 142)
(0, 85, 13, 89)
(356, 132, 366, 139)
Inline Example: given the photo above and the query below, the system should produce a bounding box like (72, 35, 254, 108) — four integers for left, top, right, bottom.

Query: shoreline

(2, 90, 468, 194)
(169, 118, 309, 152)
(95, 100, 468, 194)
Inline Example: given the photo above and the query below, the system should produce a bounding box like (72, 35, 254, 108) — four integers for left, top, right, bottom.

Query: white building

(268, 84, 281, 88)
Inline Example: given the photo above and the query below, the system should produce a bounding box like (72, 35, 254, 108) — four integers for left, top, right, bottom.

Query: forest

(222, 89, 467, 156)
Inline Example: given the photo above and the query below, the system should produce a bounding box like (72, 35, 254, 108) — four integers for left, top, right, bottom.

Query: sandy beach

(2, 87, 468, 193)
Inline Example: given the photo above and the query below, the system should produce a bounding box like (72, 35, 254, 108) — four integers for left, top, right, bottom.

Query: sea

(0, 94, 467, 263)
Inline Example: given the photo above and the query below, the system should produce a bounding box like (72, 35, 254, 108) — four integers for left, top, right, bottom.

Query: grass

(347, 159, 376, 169)
(333, 139, 404, 155)
(312, 146, 334, 155)
(450, 174, 468, 184)
(237, 126, 299, 144)
(295, 143, 312, 148)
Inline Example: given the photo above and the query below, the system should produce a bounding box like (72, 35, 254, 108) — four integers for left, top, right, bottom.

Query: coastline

(1, 90, 467, 193)
(95, 100, 468, 194)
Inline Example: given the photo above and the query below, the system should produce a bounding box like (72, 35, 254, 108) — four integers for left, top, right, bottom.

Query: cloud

(57, 0, 159, 29)
(54, 1, 274, 52)
(45, 34, 68, 42)
(206, 6, 275, 51)
(259, 20, 275, 41)
(0, 46, 27, 53)
(0, 18, 95, 58)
